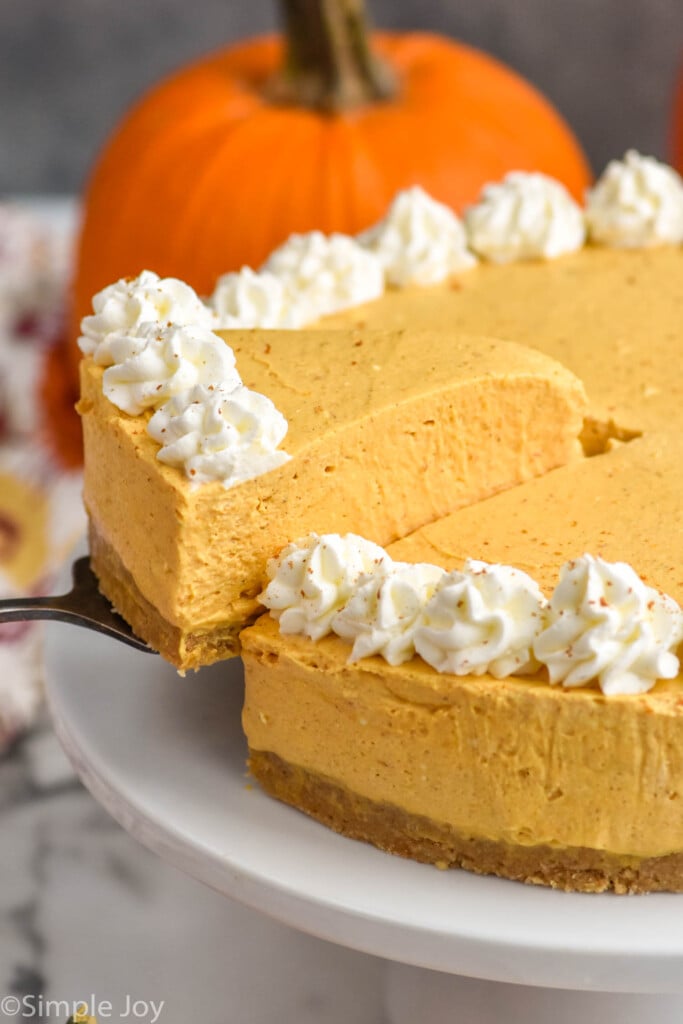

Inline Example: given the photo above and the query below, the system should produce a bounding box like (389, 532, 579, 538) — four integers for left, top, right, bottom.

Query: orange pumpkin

(48, 0, 591, 466)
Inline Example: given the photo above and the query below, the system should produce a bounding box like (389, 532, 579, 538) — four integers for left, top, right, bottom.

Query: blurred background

(2, 0, 683, 196)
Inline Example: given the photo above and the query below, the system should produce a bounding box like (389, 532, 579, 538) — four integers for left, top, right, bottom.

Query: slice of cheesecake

(79, 329, 586, 670)
(241, 432, 683, 893)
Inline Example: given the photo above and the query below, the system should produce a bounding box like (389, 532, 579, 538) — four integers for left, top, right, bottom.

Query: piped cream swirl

(147, 383, 291, 488)
(210, 267, 306, 329)
(465, 172, 586, 263)
(262, 231, 385, 320)
(414, 559, 547, 677)
(260, 533, 390, 641)
(359, 186, 476, 286)
(79, 270, 215, 361)
(533, 554, 683, 695)
(333, 561, 445, 665)
(586, 150, 683, 248)
(101, 321, 241, 416)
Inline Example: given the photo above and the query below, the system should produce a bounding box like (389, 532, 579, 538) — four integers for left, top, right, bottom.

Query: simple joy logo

(0, 996, 164, 1022)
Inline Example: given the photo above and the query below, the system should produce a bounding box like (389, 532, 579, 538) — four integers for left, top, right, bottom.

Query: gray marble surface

(0, 713, 387, 1024)
(2, 0, 683, 194)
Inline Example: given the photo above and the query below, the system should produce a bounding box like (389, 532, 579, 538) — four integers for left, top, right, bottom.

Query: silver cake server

(0, 556, 154, 653)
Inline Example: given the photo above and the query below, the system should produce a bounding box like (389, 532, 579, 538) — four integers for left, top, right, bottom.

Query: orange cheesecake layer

(389, 431, 683, 597)
(324, 245, 683, 438)
(241, 617, 683, 875)
(79, 330, 585, 669)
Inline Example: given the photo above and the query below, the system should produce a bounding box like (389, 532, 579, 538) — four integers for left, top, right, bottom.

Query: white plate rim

(44, 622, 683, 994)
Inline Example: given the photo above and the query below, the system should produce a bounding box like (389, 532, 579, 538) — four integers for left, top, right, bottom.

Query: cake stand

(44, 623, 683, 1024)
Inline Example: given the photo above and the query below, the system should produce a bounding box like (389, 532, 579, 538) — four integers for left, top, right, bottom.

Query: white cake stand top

(45, 623, 683, 994)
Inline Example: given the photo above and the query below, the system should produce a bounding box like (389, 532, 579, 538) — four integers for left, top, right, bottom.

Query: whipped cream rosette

(79, 270, 215, 361)
(465, 171, 586, 262)
(101, 321, 241, 416)
(332, 561, 445, 665)
(148, 382, 291, 487)
(414, 559, 547, 677)
(210, 267, 305, 329)
(533, 554, 683, 695)
(261, 231, 385, 320)
(260, 533, 390, 641)
(586, 150, 683, 248)
(358, 186, 476, 286)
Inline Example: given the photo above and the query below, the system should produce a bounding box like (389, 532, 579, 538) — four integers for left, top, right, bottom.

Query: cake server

(0, 557, 154, 653)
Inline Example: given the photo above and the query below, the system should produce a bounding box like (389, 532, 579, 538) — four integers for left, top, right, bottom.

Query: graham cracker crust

(88, 522, 253, 670)
(249, 749, 683, 894)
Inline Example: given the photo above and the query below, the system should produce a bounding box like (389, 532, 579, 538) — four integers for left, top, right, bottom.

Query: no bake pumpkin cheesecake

(78, 151, 683, 890)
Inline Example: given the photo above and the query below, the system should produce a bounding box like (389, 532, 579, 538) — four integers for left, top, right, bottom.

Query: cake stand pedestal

(44, 626, 683, 1024)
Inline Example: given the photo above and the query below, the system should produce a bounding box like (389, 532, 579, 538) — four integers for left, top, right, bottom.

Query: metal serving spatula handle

(0, 557, 154, 653)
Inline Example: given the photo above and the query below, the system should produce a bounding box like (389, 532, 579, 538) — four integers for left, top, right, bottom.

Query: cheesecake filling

(241, 616, 683, 860)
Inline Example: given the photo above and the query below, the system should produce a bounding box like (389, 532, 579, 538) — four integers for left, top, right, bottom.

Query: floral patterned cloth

(0, 202, 85, 752)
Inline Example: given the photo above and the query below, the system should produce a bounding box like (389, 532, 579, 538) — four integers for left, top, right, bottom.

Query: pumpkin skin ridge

(124, 118, 254, 282)
(163, 114, 291, 276)
(77, 63, 276, 291)
(369, 34, 592, 199)
(174, 111, 330, 276)
(320, 117, 387, 231)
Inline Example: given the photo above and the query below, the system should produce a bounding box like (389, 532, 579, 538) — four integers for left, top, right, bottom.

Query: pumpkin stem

(268, 0, 396, 112)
